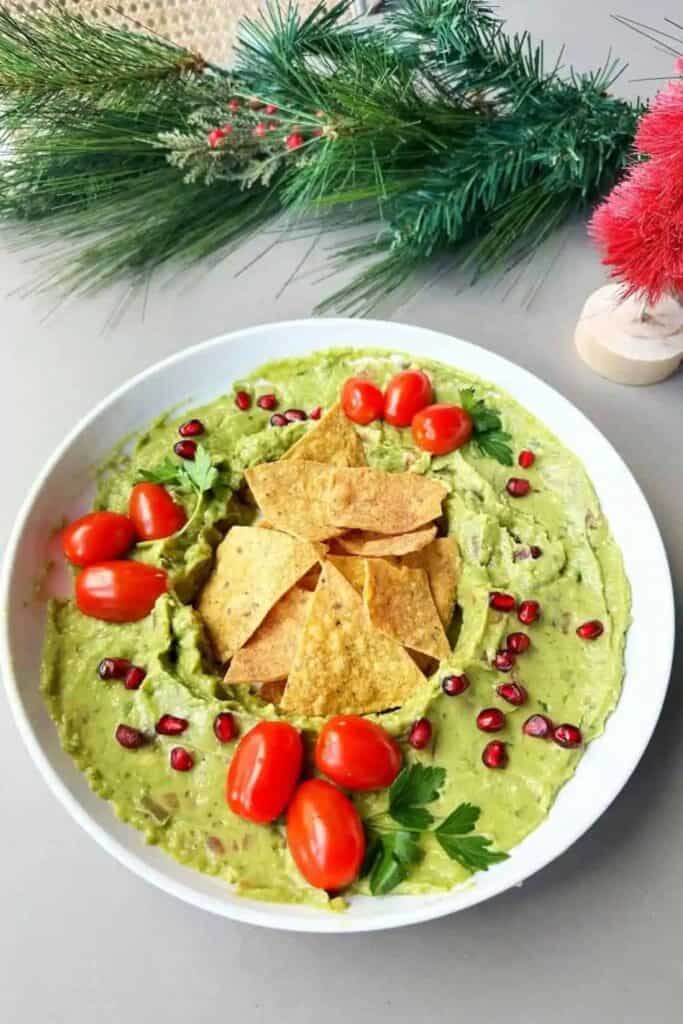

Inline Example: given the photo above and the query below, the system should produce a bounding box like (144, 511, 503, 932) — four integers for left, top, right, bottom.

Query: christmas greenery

(0, 0, 642, 311)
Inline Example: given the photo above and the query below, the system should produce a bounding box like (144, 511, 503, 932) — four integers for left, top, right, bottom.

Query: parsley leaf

(388, 764, 445, 831)
(181, 444, 219, 494)
(137, 458, 187, 488)
(135, 443, 221, 543)
(460, 389, 513, 466)
(368, 831, 422, 896)
(436, 802, 480, 836)
(434, 802, 509, 872)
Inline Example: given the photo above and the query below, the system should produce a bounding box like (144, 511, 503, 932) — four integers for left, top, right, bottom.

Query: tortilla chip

(224, 587, 312, 684)
(402, 537, 461, 627)
(198, 527, 321, 662)
(281, 562, 424, 716)
(364, 559, 451, 661)
(256, 680, 287, 705)
(282, 402, 366, 467)
(245, 461, 446, 540)
(336, 524, 437, 557)
(325, 554, 368, 593)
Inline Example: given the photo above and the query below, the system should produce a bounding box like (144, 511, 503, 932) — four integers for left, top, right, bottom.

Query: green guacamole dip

(41, 348, 630, 908)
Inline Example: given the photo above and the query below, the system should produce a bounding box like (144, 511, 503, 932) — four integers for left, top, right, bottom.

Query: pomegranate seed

(530, 545, 543, 559)
(513, 548, 530, 562)
(489, 591, 516, 612)
(553, 724, 583, 748)
(173, 440, 196, 460)
(442, 673, 470, 696)
(265, 104, 278, 115)
(482, 740, 507, 769)
(408, 718, 432, 749)
(235, 390, 252, 411)
(214, 712, 237, 743)
(310, 406, 323, 420)
(286, 132, 305, 151)
(476, 707, 506, 732)
(124, 665, 146, 691)
(155, 714, 188, 737)
(253, 122, 268, 138)
(492, 649, 515, 672)
(256, 393, 277, 411)
(506, 478, 531, 497)
(178, 418, 204, 438)
(497, 682, 528, 706)
(522, 714, 553, 738)
(170, 746, 194, 772)
(207, 128, 224, 148)
(98, 657, 131, 680)
(228, 98, 241, 112)
(576, 620, 604, 640)
(518, 450, 535, 468)
(115, 724, 145, 749)
(518, 600, 540, 625)
(284, 408, 307, 422)
(270, 413, 288, 427)
(506, 632, 530, 654)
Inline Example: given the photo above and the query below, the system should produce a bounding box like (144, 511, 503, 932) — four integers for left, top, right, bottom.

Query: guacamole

(41, 348, 630, 907)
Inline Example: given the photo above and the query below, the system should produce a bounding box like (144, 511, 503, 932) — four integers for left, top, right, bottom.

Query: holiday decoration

(0, 0, 641, 313)
(579, 45, 683, 385)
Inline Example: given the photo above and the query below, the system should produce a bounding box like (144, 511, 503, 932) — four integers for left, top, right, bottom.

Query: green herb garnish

(434, 804, 509, 872)
(137, 443, 220, 540)
(460, 389, 514, 466)
(387, 764, 445, 831)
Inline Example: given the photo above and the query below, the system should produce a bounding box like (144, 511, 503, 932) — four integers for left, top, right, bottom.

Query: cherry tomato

(412, 404, 473, 455)
(384, 370, 433, 428)
(315, 715, 402, 791)
(75, 561, 167, 622)
(341, 377, 384, 425)
(128, 483, 186, 541)
(227, 722, 303, 824)
(286, 779, 365, 891)
(61, 511, 136, 567)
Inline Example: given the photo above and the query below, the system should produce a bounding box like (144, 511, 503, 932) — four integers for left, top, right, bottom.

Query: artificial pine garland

(0, 0, 642, 312)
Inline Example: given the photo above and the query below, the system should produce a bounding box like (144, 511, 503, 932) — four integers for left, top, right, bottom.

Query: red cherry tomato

(75, 561, 167, 622)
(128, 483, 186, 541)
(315, 715, 402, 791)
(383, 370, 433, 428)
(412, 404, 473, 455)
(286, 779, 365, 891)
(61, 511, 136, 567)
(341, 377, 384, 425)
(227, 722, 303, 824)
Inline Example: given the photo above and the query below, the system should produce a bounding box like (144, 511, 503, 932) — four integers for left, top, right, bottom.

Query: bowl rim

(0, 317, 675, 933)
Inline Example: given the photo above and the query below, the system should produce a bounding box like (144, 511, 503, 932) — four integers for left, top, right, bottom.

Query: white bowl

(1, 319, 674, 933)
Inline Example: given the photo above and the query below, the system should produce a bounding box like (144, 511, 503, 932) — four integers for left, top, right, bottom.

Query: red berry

(522, 714, 553, 738)
(173, 440, 196, 460)
(530, 546, 543, 559)
(115, 724, 145, 749)
(506, 632, 530, 654)
(155, 714, 188, 737)
(518, 450, 536, 468)
(170, 746, 194, 771)
(214, 712, 237, 744)
(476, 707, 506, 732)
(228, 98, 241, 112)
(310, 406, 322, 420)
(235, 390, 252, 411)
(286, 132, 305, 151)
(482, 740, 507, 769)
(506, 478, 531, 497)
(442, 673, 470, 696)
(518, 600, 540, 625)
(123, 665, 146, 691)
(576, 620, 604, 640)
(265, 104, 278, 115)
(553, 724, 583, 748)
(98, 657, 132, 681)
(207, 128, 224, 148)
(253, 122, 268, 138)
(489, 591, 516, 612)
(284, 408, 307, 422)
(408, 717, 432, 749)
(270, 413, 288, 427)
(179, 418, 204, 437)
(256, 393, 277, 411)
(493, 649, 515, 672)
(497, 682, 528, 706)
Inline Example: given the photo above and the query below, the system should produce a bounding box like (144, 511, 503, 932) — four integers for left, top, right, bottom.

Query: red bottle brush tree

(590, 59, 683, 302)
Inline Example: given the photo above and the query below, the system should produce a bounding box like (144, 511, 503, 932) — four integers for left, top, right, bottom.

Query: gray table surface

(2, 3, 681, 1022)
